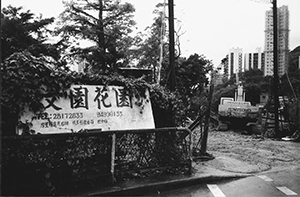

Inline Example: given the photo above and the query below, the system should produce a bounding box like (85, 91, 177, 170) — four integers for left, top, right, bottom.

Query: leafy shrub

(1, 51, 188, 135)
(2, 134, 112, 195)
(1, 51, 190, 195)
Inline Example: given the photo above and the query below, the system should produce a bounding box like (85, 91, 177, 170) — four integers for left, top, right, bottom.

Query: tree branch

(175, 25, 186, 58)
(71, 5, 99, 22)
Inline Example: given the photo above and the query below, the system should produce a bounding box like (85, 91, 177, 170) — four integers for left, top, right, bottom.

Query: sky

(2, 0, 300, 67)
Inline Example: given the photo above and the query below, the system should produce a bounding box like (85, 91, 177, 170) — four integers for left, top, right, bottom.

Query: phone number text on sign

(36, 112, 84, 120)
(97, 111, 123, 118)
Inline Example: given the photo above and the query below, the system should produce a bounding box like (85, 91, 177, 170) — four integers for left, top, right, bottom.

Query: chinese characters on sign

(19, 85, 155, 134)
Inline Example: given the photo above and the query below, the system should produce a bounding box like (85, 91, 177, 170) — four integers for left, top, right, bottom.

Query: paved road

(156, 168, 300, 197)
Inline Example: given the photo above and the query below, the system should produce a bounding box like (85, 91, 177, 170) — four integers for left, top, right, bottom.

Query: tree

(1, 6, 70, 135)
(240, 69, 263, 84)
(288, 46, 300, 72)
(1, 6, 66, 64)
(239, 69, 264, 105)
(280, 46, 300, 131)
(131, 3, 169, 84)
(56, 0, 136, 74)
(212, 69, 271, 112)
(281, 46, 300, 98)
(175, 54, 213, 119)
(211, 84, 236, 113)
(133, 3, 185, 84)
(176, 54, 211, 97)
(1, 52, 58, 135)
(220, 55, 229, 79)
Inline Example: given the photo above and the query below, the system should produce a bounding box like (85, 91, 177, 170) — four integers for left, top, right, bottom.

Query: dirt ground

(197, 130, 300, 173)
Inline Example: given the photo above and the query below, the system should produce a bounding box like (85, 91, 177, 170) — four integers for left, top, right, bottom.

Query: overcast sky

(2, 0, 300, 66)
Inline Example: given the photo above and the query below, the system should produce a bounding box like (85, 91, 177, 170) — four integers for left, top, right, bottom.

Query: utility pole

(200, 72, 215, 155)
(272, 0, 280, 137)
(168, 0, 176, 91)
(157, 0, 166, 85)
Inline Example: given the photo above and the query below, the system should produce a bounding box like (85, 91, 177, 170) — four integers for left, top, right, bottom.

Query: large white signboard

(19, 85, 155, 134)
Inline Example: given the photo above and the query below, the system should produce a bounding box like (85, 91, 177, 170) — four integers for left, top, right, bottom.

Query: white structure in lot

(244, 47, 265, 71)
(228, 47, 243, 78)
(264, 5, 289, 76)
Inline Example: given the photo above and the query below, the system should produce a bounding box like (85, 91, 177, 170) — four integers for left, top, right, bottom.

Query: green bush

(1, 51, 186, 135)
(1, 51, 190, 195)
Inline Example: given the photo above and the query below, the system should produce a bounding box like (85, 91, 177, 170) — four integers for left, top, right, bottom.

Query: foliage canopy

(55, 0, 137, 74)
(1, 5, 65, 63)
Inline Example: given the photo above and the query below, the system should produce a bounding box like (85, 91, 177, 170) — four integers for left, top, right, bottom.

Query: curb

(80, 173, 249, 196)
(257, 166, 300, 175)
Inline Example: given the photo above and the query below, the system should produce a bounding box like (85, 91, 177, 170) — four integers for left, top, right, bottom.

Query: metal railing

(2, 127, 192, 195)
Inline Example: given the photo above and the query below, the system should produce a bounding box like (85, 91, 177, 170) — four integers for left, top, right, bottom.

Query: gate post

(110, 133, 116, 183)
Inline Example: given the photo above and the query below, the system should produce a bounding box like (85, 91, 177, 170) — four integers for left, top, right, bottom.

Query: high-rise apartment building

(228, 47, 243, 77)
(244, 47, 265, 71)
(264, 5, 289, 76)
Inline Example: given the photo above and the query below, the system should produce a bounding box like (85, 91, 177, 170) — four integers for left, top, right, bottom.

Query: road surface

(155, 167, 300, 197)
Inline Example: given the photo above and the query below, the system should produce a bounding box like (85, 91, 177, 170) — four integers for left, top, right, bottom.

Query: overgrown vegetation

(3, 1, 299, 195)
(2, 129, 190, 196)
(1, 4, 212, 134)
(1, 51, 190, 135)
(1, 51, 193, 195)
(2, 134, 112, 195)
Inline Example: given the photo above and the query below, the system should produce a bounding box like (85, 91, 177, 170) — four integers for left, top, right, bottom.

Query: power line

(248, 0, 271, 4)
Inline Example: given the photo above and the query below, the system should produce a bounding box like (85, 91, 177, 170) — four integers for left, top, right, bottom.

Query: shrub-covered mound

(1, 52, 187, 135)
(1, 52, 191, 195)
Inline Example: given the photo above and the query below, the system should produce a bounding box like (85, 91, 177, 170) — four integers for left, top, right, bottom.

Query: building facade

(264, 5, 289, 76)
(228, 47, 243, 77)
(244, 47, 265, 71)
